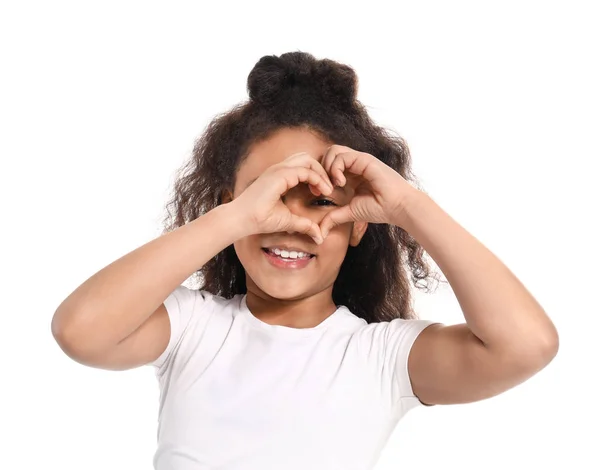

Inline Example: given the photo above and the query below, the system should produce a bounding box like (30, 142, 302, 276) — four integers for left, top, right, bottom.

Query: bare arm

(51, 203, 247, 370)
(398, 190, 559, 405)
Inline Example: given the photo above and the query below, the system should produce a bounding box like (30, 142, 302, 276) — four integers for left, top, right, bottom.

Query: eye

(312, 198, 337, 207)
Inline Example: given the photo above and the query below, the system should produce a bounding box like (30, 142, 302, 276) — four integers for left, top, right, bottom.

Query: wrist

(211, 201, 255, 241)
(391, 188, 431, 229)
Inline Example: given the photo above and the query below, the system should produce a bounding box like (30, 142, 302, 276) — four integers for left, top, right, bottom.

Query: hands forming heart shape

(315, 145, 417, 239)
(232, 145, 419, 244)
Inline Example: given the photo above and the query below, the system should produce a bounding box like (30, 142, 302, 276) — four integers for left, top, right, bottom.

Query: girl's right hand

(230, 152, 334, 245)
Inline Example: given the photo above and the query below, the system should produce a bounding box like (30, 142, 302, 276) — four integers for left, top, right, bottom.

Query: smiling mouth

(261, 248, 316, 259)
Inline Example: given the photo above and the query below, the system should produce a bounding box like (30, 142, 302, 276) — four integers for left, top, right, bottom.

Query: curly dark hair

(162, 51, 444, 323)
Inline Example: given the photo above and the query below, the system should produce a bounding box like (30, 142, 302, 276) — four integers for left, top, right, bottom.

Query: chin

(253, 276, 313, 301)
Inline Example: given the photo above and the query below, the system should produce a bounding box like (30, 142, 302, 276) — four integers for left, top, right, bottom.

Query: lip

(263, 246, 315, 256)
(262, 248, 314, 269)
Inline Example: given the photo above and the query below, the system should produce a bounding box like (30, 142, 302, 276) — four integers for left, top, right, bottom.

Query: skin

(53, 125, 558, 406)
(314, 139, 559, 405)
(226, 125, 559, 406)
(223, 126, 368, 329)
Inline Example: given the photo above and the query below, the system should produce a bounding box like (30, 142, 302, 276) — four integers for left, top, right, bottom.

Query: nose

(281, 192, 323, 234)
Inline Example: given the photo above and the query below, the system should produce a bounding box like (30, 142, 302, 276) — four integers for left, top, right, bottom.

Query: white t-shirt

(148, 285, 435, 470)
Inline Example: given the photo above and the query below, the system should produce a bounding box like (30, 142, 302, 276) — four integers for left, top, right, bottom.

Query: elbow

(533, 312, 560, 364)
(51, 309, 105, 362)
(51, 309, 72, 351)
(515, 323, 560, 372)
(520, 309, 560, 368)
(495, 320, 559, 374)
(539, 323, 560, 364)
(51, 311, 84, 359)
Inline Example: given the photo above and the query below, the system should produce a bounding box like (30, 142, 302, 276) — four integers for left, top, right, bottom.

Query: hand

(230, 152, 334, 244)
(319, 145, 417, 238)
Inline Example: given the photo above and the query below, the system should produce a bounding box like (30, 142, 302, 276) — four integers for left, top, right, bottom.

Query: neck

(244, 287, 338, 329)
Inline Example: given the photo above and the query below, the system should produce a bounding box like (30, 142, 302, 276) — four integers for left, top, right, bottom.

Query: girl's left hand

(319, 145, 417, 239)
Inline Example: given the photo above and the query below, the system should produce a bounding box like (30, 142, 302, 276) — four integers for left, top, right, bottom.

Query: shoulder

(341, 314, 439, 408)
(162, 285, 224, 327)
(166, 285, 242, 314)
(350, 315, 437, 346)
(152, 288, 242, 372)
(167, 284, 212, 306)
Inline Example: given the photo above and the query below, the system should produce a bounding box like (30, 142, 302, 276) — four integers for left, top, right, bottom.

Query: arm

(51, 203, 246, 370)
(398, 190, 559, 405)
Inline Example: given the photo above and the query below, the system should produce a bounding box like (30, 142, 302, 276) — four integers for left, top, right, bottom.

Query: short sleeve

(390, 319, 438, 408)
(356, 318, 436, 410)
(148, 284, 208, 372)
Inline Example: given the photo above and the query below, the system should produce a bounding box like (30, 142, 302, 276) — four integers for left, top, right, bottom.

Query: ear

(349, 221, 368, 247)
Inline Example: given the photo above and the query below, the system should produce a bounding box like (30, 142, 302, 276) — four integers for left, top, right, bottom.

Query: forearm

(52, 202, 247, 346)
(397, 190, 559, 356)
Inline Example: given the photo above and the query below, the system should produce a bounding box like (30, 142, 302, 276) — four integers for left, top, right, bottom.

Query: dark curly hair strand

(162, 51, 444, 323)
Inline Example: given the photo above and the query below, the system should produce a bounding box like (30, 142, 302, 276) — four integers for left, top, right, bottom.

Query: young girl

(51, 51, 559, 469)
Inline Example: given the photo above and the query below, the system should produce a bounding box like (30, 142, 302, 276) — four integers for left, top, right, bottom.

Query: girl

(51, 52, 559, 469)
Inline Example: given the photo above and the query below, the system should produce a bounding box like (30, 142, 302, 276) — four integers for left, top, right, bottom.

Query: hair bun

(247, 51, 358, 110)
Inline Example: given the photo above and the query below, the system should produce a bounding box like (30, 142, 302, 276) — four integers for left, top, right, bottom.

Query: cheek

(233, 235, 261, 266)
(320, 224, 352, 257)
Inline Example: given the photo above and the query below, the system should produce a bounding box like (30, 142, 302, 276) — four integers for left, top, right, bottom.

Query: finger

(320, 144, 343, 171)
(321, 146, 348, 186)
(282, 166, 332, 197)
(307, 158, 334, 194)
(308, 184, 322, 196)
(322, 147, 374, 187)
(330, 154, 351, 187)
(276, 167, 319, 196)
(285, 152, 334, 194)
(333, 151, 369, 187)
(288, 213, 324, 245)
(319, 205, 355, 239)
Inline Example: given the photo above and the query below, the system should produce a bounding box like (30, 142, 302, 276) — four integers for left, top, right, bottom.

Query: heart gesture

(319, 145, 417, 239)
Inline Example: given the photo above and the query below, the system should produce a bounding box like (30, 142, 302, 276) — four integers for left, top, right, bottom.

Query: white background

(1, 1, 598, 468)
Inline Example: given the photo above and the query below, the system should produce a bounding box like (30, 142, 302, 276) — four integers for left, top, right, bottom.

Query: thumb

(288, 214, 324, 245)
(320, 206, 355, 240)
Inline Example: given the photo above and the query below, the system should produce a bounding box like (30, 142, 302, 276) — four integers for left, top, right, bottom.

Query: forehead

(235, 127, 331, 191)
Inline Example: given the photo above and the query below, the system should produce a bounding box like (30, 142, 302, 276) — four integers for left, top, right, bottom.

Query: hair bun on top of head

(247, 51, 358, 111)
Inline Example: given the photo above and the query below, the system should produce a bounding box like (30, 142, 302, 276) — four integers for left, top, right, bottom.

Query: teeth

(269, 248, 311, 259)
